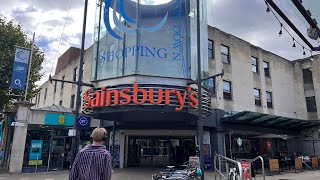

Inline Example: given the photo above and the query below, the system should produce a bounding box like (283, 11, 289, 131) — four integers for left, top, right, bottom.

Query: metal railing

(214, 152, 243, 180)
(249, 156, 265, 180)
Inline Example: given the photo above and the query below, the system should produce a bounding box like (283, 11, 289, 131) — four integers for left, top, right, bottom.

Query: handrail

(214, 152, 243, 180)
(249, 156, 265, 180)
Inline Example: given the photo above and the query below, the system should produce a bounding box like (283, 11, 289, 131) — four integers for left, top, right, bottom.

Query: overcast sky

(0, 0, 319, 85)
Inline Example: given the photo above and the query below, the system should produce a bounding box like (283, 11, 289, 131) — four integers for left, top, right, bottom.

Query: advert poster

(203, 144, 212, 169)
(189, 156, 200, 168)
(241, 161, 251, 179)
(267, 141, 272, 151)
(29, 140, 43, 165)
(111, 145, 120, 168)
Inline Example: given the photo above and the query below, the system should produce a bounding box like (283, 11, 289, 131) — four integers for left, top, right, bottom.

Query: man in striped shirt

(69, 128, 112, 180)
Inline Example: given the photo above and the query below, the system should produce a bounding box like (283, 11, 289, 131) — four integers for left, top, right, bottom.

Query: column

(9, 102, 34, 173)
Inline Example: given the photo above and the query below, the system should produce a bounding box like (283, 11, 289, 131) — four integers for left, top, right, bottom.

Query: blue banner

(10, 48, 30, 90)
(10, 61, 28, 90)
(77, 116, 91, 127)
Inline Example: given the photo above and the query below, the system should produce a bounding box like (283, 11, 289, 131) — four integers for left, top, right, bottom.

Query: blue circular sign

(78, 117, 89, 127)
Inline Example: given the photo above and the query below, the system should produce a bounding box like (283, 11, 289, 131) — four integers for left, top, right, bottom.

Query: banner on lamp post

(10, 48, 30, 90)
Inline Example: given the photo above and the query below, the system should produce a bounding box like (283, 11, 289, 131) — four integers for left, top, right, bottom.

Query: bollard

(35, 154, 38, 173)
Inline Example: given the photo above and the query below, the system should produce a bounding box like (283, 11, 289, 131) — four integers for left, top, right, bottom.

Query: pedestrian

(69, 128, 112, 180)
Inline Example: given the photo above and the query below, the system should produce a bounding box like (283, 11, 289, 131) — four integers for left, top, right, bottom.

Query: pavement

(0, 168, 319, 180)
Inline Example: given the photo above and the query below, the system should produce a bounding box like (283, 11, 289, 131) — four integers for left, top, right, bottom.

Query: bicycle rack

(248, 156, 266, 180)
(214, 152, 243, 180)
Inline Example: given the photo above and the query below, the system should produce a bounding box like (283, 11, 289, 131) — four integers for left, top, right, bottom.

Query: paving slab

(0, 168, 319, 180)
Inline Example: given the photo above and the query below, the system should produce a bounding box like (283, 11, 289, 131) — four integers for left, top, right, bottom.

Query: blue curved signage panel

(93, 0, 192, 80)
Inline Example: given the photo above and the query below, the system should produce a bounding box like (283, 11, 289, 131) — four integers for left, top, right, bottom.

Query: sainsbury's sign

(83, 83, 198, 111)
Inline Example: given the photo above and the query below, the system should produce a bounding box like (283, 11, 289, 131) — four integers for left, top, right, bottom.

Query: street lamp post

(193, 0, 223, 172)
(70, 0, 89, 165)
(195, 0, 205, 179)
(49, 0, 92, 168)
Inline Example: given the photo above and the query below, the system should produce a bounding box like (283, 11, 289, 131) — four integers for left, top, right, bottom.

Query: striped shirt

(69, 144, 112, 180)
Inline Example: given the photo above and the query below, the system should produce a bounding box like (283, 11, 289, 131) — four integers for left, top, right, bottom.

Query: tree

(0, 15, 44, 111)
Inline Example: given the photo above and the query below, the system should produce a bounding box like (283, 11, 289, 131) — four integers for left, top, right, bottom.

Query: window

(221, 45, 230, 63)
(306, 96, 317, 112)
(61, 76, 65, 90)
(206, 78, 215, 96)
(302, 69, 313, 84)
(73, 67, 78, 82)
(254, 88, 261, 106)
(37, 93, 40, 105)
(251, 57, 258, 73)
(263, 61, 270, 77)
(70, 95, 75, 109)
(266, 91, 273, 108)
(223, 80, 232, 100)
(54, 81, 57, 93)
(208, 40, 214, 59)
(59, 100, 63, 106)
(44, 88, 47, 100)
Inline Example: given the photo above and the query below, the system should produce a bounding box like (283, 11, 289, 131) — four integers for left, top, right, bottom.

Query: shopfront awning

(33, 105, 73, 113)
(222, 111, 320, 131)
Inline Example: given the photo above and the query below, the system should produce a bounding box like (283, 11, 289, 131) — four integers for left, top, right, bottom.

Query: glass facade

(92, 0, 208, 81)
(22, 127, 93, 171)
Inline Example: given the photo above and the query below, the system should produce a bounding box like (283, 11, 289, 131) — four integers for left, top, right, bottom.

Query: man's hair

(91, 128, 107, 142)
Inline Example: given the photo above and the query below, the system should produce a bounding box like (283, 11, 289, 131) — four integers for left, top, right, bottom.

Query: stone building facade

(33, 26, 320, 122)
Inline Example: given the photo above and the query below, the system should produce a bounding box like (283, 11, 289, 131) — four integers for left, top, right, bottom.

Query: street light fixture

(48, 0, 91, 168)
(195, 1, 224, 178)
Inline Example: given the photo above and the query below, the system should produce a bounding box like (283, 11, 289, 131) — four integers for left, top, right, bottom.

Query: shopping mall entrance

(127, 136, 196, 168)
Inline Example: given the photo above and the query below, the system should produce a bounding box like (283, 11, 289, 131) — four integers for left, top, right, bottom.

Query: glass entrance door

(139, 139, 153, 167)
(127, 136, 196, 168)
(153, 139, 169, 167)
(49, 137, 65, 170)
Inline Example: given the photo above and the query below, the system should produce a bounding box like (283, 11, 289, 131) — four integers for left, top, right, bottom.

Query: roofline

(208, 25, 292, 62)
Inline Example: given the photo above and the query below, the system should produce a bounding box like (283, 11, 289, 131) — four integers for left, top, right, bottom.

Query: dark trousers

(251, 162, 255, 177)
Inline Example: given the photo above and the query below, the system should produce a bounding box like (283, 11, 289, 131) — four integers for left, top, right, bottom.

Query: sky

(0, 0, 319, 85)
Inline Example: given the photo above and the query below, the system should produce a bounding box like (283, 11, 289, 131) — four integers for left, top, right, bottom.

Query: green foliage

(0, 15, 44, 111)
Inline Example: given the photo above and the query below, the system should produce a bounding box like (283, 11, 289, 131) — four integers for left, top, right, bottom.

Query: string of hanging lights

(264, 0, 312, 56)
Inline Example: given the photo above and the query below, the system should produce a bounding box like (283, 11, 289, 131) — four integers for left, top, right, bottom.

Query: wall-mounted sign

(11, 122, 25, 127)
(68, 129, 77, 137)
(83, 83, 198, 112)
(77, 116, 91, 127)
(29, 140, 43, 166)
(45, 113, 74, 126)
